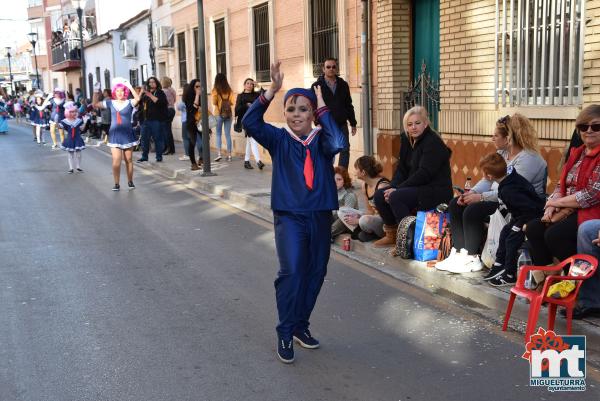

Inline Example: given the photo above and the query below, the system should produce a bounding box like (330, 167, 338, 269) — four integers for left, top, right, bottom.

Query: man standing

(137, 76, 167, 163)
(311, 58, 357, 168)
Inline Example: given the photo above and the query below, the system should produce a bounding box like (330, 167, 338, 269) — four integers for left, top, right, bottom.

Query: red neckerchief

(560, 144, 600, 197)
(285, 127, 320, 190)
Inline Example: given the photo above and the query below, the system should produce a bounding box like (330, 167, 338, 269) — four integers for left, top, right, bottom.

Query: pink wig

(111, 83, 130, 100)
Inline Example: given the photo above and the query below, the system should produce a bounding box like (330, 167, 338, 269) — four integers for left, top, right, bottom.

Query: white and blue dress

(59, 118, 85, 151)
(30, 104, 50, 127)
(104, 99, 139, 149)
(50, 99, 65, 125)
(0, 103, 8, 133)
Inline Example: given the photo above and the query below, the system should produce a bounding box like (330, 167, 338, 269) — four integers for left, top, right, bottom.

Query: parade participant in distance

(234, 78, 264, 170)
(92, 78, 141, 191)
(49, 88, 66, 149)
(30, 91, 52, 145)
(242, 61, 345, 364)
(59, 101, 85, 173)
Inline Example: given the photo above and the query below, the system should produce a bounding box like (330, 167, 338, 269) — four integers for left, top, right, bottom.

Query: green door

(413, 0, 440, 129)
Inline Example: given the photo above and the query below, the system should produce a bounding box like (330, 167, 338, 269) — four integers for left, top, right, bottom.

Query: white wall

(112, 17, 152, 84)
(84, 38, 114, 92)
(94, 0, 152, 36)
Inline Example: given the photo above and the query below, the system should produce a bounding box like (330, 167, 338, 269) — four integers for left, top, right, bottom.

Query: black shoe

(112, 184, 120, 192)
(562, 306, 600, 320)
(128, 181, 135, 190)
(257, 160, 265, 170)
(483, 264, 505, 281)
(76, 168, 83, 173)
(293, 329, 320, 349)
(357, 231, 379, 242)
(244, 161, 254, 169)
(489, 272, 516, 287)
(156, 158, 162, 162)
(277, 336, 294, 364)
(136, 158, 148, 163)
(67, 169, 74, 174)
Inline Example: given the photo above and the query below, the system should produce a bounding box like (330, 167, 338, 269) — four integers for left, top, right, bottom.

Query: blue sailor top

(242, 94, 345, 212)
(50, 99, 65, 123)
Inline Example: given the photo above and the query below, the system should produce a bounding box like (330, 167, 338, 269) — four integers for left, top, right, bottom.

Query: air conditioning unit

(156, 26, 174, 48)
(120, 39, 136, 58)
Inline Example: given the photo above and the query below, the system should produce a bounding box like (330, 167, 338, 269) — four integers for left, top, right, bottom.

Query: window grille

(104, 69, 110, 90)
(496, 0, 585, 106)
(214, 19, 227, 75)
(87, 74, 93, 98)
(129, 69, 139, 87)
(95, 67, 101, 87)
(253, 3, 270, 82)
(177, 32, 187, 87)
(310, 0, 338, 77)
(193, 28, 200, 77)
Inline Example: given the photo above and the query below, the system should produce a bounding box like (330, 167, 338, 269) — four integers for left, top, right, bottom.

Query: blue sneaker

(277, 337, 294, 364)
(293, 329, 320, 349)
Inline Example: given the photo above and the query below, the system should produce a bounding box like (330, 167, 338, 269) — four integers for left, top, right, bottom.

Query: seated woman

(526, 105, 600, 269)
(331, 167, 358, 239)
(439, 113, 547, 273)
(373, 106, 453, 247)
(336, 156, 391, 242)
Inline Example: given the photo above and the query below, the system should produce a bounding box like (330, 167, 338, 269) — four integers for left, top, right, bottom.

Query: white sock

(67, 152, 75, 170)
(36, 126, 41, 143)
(75, 151, 82, 169)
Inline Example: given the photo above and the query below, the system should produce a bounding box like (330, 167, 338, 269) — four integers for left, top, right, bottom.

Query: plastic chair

(502, 254, 598, 342)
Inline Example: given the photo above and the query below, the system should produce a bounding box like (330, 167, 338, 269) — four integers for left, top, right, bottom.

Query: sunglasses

(576, 124, 600, 133)
(324, 65, 337, 69)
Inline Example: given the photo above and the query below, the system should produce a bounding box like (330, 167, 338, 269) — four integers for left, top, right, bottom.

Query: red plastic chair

(502, 254, 598, 342)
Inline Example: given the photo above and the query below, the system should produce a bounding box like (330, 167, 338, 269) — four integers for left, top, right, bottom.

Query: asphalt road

(0, 122, 596, 401)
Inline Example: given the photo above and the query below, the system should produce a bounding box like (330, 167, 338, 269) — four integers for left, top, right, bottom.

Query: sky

(0, 0, 32, 52)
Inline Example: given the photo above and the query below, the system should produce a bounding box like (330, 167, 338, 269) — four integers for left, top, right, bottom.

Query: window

(53, 78, 59, 89)
(129, 68, 139, 87)
(253, 3, 270, 82)
(95, 67, 101, 87)
(496, 0, 584, 106)
(177, 32, 187, 87)
(141, 64, 148, 84)
(87, 73, 93, 98)
(193, 27, 200, 77)
(104, 69, 110, 90)
(159, 62, 167, 80)
(310, 0, 338, 77)
(214, 18, 226, 75)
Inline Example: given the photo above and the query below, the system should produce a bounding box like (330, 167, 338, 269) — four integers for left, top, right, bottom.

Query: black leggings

(188, 124, 203, 166)
(448, 197, 499, 254)
(373, 187, 419, 226)
(525, 213, 578, 265)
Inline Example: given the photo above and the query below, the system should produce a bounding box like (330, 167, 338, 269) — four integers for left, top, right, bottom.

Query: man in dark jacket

(480, 153, 545, 286)
(311, 58, 357, 168)
(137, 76, 168, 162)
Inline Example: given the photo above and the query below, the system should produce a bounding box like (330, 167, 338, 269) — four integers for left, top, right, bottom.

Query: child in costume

(92, 78, 141, 191)
(59, 101, 85, 173)
(242, 61, 345, 364)
(30, 91, 52, 144)
(49, 88, 66, 149)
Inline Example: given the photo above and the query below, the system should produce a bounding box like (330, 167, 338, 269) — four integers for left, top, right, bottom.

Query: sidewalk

(93, 140, 600, 365)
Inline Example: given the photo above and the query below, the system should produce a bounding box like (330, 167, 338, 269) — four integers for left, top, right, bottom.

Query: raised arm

(124, 81, 140, 107)
(92, 83, 105, 109)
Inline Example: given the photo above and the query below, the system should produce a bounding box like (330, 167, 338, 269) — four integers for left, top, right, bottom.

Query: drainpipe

(360, 0, 372, 156)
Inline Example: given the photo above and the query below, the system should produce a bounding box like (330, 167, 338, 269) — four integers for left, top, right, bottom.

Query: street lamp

(28, 32, 40, 89)
(71, 0, 87, 99)
(5, 47, 14, 95)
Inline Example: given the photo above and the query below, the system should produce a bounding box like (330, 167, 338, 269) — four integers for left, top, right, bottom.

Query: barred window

(177, 32, 187, 87)
(193, 27, 200, 77)
(104, 69, 110, 90)
(253, 3, 270, 82)
(496, 0, 584, 106)
(87, 74, 93, 98)
(311, 0, 338, 77)
(214, 18, 227, 75)
(129, 69, 139, 87)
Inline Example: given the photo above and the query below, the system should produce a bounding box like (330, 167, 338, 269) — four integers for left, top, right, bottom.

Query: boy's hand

(313, 85, 325, 109)
(269, 61, 284, 94)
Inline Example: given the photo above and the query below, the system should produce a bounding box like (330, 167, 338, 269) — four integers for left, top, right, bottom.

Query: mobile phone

(453, 185, 465, 195)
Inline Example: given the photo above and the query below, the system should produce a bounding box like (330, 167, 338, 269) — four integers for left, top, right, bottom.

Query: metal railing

(253, 3, 270, 82)
(311, 0, 338, 77)
(403, 61, 440, 131)
(51, 39, 81, 65)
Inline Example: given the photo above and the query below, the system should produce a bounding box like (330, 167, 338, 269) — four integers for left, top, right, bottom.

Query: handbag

(481, 209, 509, 268)
(196, 114, 218, 131)
(436, 227, 452, 263)
(391, 215, 417, 259)
(412, 209, 450, 261)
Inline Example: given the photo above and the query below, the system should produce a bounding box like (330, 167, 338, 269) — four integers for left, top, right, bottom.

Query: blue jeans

(141, 120, 164, 161)
(216, 116, 232, 154)
(576, 219, 600, 308)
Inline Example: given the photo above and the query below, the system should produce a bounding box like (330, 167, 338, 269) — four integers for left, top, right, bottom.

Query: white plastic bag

(481, 209, 509, 268)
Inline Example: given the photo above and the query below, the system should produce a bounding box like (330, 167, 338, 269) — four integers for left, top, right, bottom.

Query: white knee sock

(67, 152, 75, 170)
(36, 126, 41, 143)
(75, 151, 82, 169)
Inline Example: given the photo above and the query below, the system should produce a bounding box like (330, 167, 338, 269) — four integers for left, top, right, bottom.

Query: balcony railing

(51, 39, 81, 66)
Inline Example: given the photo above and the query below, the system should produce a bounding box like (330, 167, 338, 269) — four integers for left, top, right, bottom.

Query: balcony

(51, 39, 81, 71)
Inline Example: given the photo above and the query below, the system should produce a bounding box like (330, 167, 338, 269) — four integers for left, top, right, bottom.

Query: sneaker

(446, 255, 484, 274)
(227, 155, 232, 162)
(489, 272, 517, 287)
(244, 161, 253, 169)
(277, 337, 294, 364)
(51, 144, 57, 149)
(67, 169, 74, 174)
(483, 264, 505, 281)
(435, 248, 458, 270)
(257, 160, 265, 170)
(436, 248, 469, 271)
(156, 158, 162, 162)
(293, 329, 320, 349)
(76, 168, 83, 173)
(178, 155, 190, 161)
(128, 181, 135, 190)
(112, 184, 120, 192)
(136, 158, 148, 163)
(191, 163, 200, 171)
(214, 154, 222, 162)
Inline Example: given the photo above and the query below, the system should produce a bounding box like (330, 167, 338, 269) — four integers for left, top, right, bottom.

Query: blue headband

(284, 88, 317, 109)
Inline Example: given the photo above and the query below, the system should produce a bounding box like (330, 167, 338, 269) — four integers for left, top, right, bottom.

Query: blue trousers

(273, 210, 332, 339)
(215, 116, 232, 154)
(577, 219, 600, 308)
(141, 120, 164, 161)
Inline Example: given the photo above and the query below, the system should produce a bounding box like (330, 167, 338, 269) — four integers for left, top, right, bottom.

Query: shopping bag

(413, 210, 450, 261)
(481, 209, 509, 268)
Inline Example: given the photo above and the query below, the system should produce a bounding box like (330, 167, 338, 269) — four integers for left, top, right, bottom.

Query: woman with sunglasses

(437, 113, 547, 274)
(525, 105, 600, 274)
(235, 78, 264, 170)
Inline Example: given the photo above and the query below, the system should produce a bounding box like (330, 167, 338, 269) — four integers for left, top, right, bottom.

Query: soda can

(342, 237, 351, 251)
